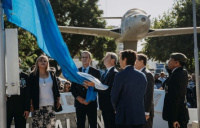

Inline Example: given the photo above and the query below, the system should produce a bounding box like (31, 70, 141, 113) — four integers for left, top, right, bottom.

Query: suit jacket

(141, 67, 154, 117)
(98, 67, 118, 111)
(19, 72, 30, 111)
(111, 66, 147, 125)
(71, 66, 101, 108)
(162, 67, 189, 122)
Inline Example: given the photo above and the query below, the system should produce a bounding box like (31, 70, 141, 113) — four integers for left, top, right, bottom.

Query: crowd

(6, 50, 190, 128)
(154, 67, 197, 109)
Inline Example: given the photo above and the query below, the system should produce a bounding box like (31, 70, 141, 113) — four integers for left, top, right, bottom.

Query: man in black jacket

(162, 53, 189, 128)
(7, 58, 30, 128)
(71, 51, 101, 128)
(135, 53, 154, 128)
(84, 52, 118, 128)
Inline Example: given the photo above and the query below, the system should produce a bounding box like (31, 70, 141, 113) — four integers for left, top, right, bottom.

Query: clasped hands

(76, 96, 90, 105)
(173, 121, 180, 128)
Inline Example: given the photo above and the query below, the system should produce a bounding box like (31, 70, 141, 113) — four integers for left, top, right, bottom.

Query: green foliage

(91, 37, 116, 69)
(4, 17, 41, 71)
(143, 0, 200, 72)
(50, 0, 116, 66)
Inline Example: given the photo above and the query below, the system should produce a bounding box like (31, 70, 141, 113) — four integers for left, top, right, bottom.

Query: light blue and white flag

(3, 0, 107, 101)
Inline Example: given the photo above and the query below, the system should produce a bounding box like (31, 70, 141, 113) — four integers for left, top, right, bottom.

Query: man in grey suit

(135, 53, 154, 128)
(111, 50, 147, 128)
(84, 52, 118, 128)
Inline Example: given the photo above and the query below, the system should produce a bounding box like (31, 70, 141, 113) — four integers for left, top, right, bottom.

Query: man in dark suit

(135, 53, 154, 128)
(71, 51, 101, 128)
(111, 49, 147, 128)
(84, 52, 118, 128)
(163, 53, 189, 128)
(7, 58, 30, 128)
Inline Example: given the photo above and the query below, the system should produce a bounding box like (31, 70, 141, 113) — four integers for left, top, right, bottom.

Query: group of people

(59, 80, 71, 93)
(72, 50, 189, 128)
(7, 50, 190, 128)
(153, 72, 166, 89)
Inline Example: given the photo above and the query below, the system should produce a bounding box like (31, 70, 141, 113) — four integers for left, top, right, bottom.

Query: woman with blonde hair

(63, 81, 71, 92)
(29, 55, 61, 128)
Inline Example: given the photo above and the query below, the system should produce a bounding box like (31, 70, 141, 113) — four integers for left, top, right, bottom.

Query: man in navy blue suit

(71, 51, 101, 128)
(111, 49, 147, 128)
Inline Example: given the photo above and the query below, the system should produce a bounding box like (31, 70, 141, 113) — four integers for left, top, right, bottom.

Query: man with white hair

(84, 52, 118, 128)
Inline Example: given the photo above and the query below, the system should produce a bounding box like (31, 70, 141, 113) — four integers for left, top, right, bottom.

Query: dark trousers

(76, 105, 97, 128)
(116, 124, 143, 128)
(168, 120, 188, 128)
(7, 96, 26, 128)
(143, 116, 153, 128)
(102, 110, 115, 128)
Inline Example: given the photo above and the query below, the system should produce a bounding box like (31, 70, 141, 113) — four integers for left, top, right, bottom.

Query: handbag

(55, 105, 63, 112)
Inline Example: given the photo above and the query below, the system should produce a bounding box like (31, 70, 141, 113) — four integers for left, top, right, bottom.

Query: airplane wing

(146, 27, 200, 37)
(58, 26, 121, 39)
(97, 17, 122, 19)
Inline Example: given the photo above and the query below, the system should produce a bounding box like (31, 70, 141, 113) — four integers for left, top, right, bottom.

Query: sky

(97, 0, 176, 26)
(97, 0, 176, 51)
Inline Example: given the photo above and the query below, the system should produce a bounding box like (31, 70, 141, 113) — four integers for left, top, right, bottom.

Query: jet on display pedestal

(58, 8, 200, 50)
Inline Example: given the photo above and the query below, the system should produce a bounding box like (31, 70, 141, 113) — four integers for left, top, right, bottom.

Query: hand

(23, 111, 29, 119)
(76, 96, 85, 104)
(145, 115, 150, 121)
(30, 105, 34, 112)
(82, 84, 89, 89)
(159, 87, 164, 90)
(82, 100, 90, 105)
(83, 80, 95, 87)
(56, 100, 61, 109)
(173, 121, 180, 128)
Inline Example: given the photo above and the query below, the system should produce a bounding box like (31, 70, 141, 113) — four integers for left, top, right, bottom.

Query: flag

(3, 0, 107, 101)
(2, 0, 12, 10)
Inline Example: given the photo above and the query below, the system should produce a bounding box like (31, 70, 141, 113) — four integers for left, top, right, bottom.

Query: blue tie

(83, 68, 86, 73)
(103, 69, 108, 80)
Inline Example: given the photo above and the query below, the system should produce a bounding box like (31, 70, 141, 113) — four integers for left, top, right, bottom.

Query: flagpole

(192, 0, 200, 127)
(0, 1, 6, 127)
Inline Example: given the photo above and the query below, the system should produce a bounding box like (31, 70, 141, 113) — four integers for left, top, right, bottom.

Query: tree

(50, 0, 116, 65)
(4, 17, 42, 71)
(143, 0, 200, 72)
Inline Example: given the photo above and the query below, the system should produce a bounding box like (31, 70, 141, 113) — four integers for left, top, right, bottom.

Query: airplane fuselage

(118, 8, 151, 42)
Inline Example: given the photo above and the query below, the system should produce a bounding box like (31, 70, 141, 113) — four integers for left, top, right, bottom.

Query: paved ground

(10, 123, 193, 128)
(188, 124, 192, 128)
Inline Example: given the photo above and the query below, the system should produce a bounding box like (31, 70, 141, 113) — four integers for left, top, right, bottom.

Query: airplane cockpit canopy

(123, 8, 147, 19)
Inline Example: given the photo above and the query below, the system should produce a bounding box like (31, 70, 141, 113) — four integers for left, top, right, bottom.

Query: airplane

(58, 8, 200, 50)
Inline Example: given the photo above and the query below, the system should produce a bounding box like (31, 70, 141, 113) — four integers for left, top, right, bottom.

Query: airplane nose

(141, 17, 146, 22)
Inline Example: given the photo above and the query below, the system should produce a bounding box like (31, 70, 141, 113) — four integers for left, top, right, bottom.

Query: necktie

(83, 68, 86, 73)
(103, 69, 108, 80)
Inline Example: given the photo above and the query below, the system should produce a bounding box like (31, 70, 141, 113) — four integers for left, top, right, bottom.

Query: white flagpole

(192, 0, 200, 127)
(0, 1, 6, 127)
